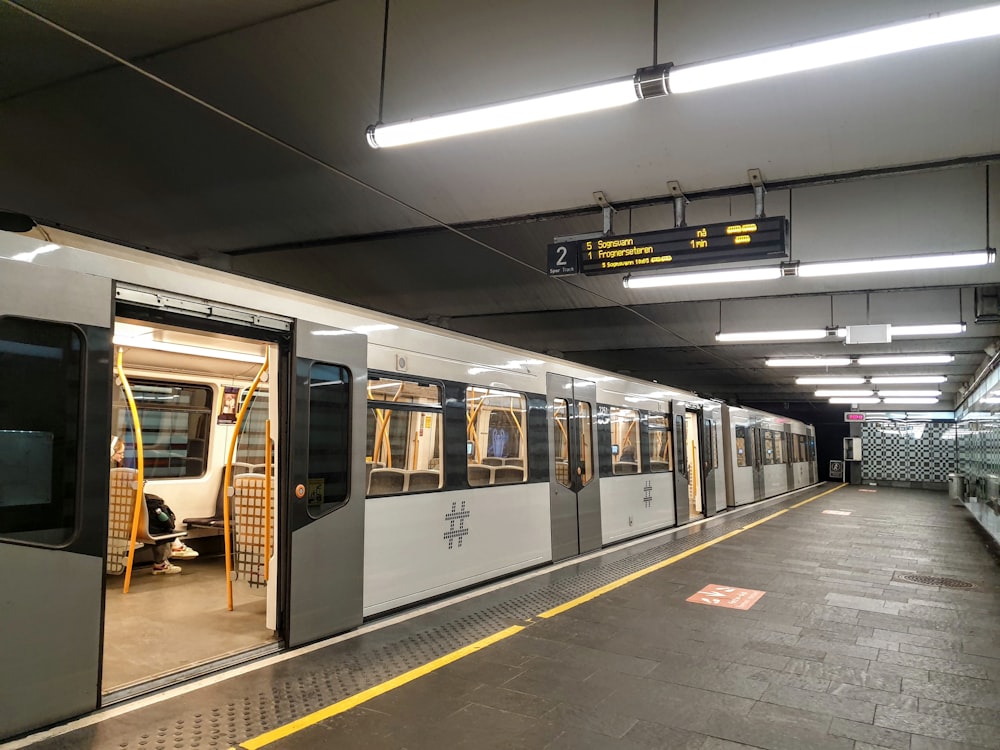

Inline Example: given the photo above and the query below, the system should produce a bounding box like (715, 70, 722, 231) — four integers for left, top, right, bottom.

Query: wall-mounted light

(367, 4, 1000, 147)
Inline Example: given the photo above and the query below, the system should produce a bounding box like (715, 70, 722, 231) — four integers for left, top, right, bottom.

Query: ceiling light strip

(367, 4, 1000, 147)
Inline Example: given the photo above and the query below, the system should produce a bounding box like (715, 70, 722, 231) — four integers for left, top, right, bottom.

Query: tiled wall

(860, 421, 956, 484)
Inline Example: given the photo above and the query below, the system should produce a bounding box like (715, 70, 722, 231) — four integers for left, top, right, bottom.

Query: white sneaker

(152, 562, 182, 575)
(170, 541, 199, 559)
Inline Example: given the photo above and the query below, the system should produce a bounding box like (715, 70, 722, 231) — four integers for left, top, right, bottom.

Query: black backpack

(145, 494, 176, 534)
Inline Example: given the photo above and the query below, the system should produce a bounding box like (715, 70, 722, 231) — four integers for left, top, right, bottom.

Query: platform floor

(8, 483, 1000, 750)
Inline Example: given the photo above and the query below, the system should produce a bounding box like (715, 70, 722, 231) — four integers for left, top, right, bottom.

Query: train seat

(492, 465, 524, 484)
(183, 462, 255, 530)
(613, 461, 638, 475)
(650, 460, 670, 472)
(467, 464, 492, 487)
(480, 457, 504, 467)
(368, 468, 406, 496)
(502, 458, 524, 467)
(404, 470, 440, 492)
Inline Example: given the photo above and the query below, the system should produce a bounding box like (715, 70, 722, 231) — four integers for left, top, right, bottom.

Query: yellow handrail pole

(374, 383, 403, 467)
(116, 348, 144, 594)
(223, 350, 270, 611)
(264, 421, 272, 581)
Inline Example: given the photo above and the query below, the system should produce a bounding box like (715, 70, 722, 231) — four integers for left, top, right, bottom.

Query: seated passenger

(112, 436, 185, 574)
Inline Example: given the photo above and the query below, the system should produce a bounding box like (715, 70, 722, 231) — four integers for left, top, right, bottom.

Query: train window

(648, 413, 672, 472)
(235, 391, 269, 465)
(552, 399, 571, 488)
(467, 387, 526, 486)
(763, 430, 776, 465)
(705, 418, 719, 469)
(307, 363, 351, 515)
(366, 376, 442, 495)
(773, 431, 784, 464)
(0, 317, 82, 545)
(113, 381, 212, 478)
(796, 434, 806, 463)
(609, 407, 640, 474)
(578, 402, 594, 486)
(734, 425, 748, 468)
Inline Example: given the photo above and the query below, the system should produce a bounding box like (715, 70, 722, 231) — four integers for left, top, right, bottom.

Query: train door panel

(287, 320, 367, 646)
(752, 420, 766, 500)
(684, 411, 705, 519)
(701, 409, 724, 515)
(547, 374, 600, 561)
(0, 260, 112, 740)
(671, 406, 690, 526)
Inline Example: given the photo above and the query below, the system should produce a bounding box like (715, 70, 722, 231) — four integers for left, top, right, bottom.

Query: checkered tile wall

(861, 422, 956, 483)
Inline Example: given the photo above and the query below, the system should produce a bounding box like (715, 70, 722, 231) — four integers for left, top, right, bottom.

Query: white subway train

(0, 227, 817, 740)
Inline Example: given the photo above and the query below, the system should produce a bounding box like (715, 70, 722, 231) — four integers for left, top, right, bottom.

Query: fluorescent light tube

(881, 397, 939, 405)
(795, 377, 865, 385)
(869, 375, 946, 384)
(667, 4, 1000, 94)
(889, 323, 966, 336)
(624, 266, 782, 289)
(368, 76, 638, 148)
(875, 390, 942, 397)
(828, 397, 881, 404)
(856, 355, 954, 366)
(113, 337, 265, 364)
(815, 390, 874, 397)
(797, 251, 992, 278)
(766, 357, 852, 367)
(716, 329, 839, 342)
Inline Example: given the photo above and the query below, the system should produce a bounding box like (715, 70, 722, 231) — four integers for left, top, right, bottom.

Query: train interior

(103, 316, 281, 696)
(685, 411, 704, 519)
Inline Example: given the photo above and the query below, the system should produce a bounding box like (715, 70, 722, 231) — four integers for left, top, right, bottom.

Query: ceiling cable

(377, 0, 391, 124)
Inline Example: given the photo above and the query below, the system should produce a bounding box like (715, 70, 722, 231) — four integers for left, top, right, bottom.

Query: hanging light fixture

(367, 4, 1000, 148)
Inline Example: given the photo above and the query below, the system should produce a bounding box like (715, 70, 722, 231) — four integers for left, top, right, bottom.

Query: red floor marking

(822, 509, 852, 515)
(687, 584, 765, 610)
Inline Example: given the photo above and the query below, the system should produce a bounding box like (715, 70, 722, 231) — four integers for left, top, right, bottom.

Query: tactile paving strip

(71, 496, 803, 749)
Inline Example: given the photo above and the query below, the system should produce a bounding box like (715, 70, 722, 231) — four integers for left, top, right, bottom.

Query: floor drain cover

(898, 574, 975, 589)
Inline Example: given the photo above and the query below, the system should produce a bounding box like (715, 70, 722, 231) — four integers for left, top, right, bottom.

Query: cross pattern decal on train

(444, 500, 471, 549)
(643, 480, 653, 508)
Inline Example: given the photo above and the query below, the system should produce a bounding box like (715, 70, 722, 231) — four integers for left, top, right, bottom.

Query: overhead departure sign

(547, 217, 788, 277)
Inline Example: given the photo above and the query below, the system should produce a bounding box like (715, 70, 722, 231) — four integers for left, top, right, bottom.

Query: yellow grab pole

(223, 350, 270, 611)
(264, 421, 272, 581)
(115, 348, 144, 594)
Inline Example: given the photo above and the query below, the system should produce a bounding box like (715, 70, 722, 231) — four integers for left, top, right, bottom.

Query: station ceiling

(2, 0, 1000, 421)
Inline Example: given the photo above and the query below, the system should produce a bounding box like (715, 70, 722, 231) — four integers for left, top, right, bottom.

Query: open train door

(0, 259, 111, 739)
(547, 373, 601, 561)
(286, 320, 367, 646)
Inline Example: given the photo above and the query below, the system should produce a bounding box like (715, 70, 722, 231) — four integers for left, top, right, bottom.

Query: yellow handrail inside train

(264, 420, 272, 582)
(115, 348, 144, 595)
(223, 349, 270, 611)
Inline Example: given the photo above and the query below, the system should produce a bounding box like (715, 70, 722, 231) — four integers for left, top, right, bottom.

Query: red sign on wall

(687, 584, 765, 610)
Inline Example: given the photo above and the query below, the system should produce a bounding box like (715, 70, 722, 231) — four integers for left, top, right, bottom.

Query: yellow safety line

(234, 482, 846, 749)
(236, 625, 525, 750)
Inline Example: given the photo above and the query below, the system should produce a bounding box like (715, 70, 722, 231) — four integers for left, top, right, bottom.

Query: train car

(0, 227, 818, 740)
(722, 405, 817, 507)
